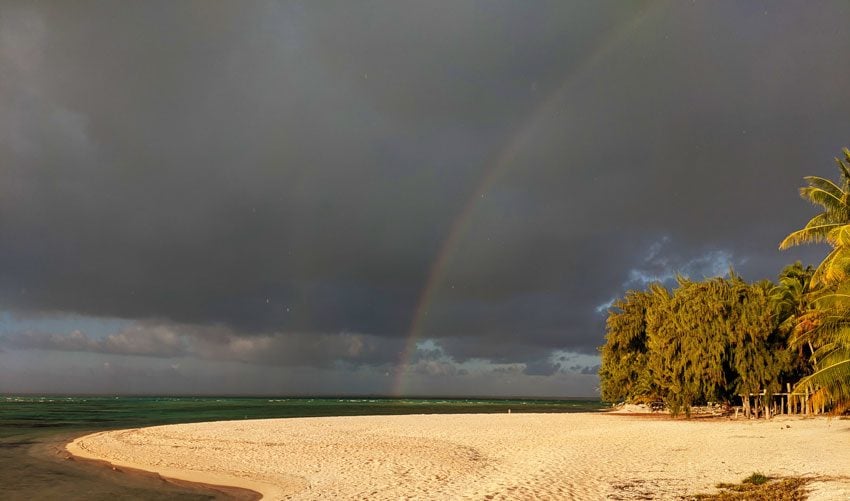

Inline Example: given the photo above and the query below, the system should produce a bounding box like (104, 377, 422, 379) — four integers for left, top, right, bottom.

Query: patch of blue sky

(0, 311, 131, 339)
(594, 236, 744, 316)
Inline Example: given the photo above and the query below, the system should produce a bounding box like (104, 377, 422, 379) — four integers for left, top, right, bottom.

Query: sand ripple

(68, 413, 850, 500)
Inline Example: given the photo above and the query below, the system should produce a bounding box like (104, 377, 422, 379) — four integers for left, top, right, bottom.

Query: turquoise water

(1, 395, 603, 499)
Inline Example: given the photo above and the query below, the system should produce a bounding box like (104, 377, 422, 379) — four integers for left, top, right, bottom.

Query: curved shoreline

(66, 413, 850, 500)
(66, 432, 268, 499)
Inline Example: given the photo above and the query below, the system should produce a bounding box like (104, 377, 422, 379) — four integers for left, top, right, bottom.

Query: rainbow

(392, 6, 658, 396)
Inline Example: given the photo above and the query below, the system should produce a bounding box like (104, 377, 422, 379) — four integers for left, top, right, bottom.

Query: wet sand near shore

(69, 412, 850, 500)
(3, 395, 600, 499)
(1, 430, 259, 501)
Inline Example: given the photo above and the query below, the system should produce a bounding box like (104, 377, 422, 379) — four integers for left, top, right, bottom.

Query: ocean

(1, 395, 603, 499)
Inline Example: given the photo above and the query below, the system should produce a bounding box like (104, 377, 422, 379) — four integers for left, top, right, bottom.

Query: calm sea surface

(1, 395, 603, 500)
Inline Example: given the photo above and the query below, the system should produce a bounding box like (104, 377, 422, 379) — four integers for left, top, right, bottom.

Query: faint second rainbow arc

(392, 5, 659, 396)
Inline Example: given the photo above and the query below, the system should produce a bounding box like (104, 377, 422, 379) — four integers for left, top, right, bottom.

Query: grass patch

(742, 472, 770, 485)
(691, 473, 809, 500)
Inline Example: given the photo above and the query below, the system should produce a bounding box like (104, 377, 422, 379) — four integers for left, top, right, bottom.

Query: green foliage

(779, 147, 850, 411)
(770, 262, 817, 384)
(599, 289, 658, 403)
(778, 149, 850, 262)
(603, 147, 850, 414)
(742, 472, 770, 485)
(770, 262, 814, 332)
(728, 280, 789, 397)
(600, 274, 788, 415)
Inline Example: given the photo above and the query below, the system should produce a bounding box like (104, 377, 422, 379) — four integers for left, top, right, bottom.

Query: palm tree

(780, 148, 850, 411)
(770, 261, 814, 333)
(779, 148, 850, 287)
(770, 262, 817, 385)
(796, 279, 850, 412)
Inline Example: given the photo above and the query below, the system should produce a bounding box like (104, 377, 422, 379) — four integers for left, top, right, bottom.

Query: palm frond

(800, 185, 847, 211)
(837, 149, 850, 182)
(802, 176, 845, 201)
(779, 223, 845, 250)
(810, 247, 840, 287)
(796, 357, 850, 408)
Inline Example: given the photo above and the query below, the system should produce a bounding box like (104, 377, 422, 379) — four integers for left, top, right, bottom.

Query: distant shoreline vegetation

(599, 147, 850, 416)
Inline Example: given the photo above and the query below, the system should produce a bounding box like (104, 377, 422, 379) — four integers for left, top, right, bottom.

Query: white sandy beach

(68, 413, 850, 500)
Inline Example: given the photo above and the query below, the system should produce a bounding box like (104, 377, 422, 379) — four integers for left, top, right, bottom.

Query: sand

(67, 413, 850, 500)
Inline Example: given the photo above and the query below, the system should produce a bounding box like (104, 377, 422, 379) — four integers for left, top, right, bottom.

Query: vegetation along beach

(61, 150, 850, 499)
(68, 413, 850, 500)
(3, 2, 850, 499)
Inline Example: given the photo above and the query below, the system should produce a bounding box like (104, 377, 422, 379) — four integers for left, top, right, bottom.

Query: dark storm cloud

(522, 359, 561, 377)
(1, 0, 850, 378)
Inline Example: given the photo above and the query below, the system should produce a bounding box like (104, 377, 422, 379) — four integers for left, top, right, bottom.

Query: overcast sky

(1, 1, 849, 397)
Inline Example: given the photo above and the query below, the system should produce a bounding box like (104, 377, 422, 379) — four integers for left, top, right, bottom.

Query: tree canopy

(779, 148, 850, 412)
(600, 274, 788, 415)
(601, 147, 850, 415)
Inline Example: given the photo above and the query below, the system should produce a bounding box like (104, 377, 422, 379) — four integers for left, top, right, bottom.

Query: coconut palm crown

(779, 147, 850, 411)
(780, 148, 850, 287)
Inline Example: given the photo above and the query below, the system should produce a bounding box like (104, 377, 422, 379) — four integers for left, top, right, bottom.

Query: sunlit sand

(68, 413, 850, 500)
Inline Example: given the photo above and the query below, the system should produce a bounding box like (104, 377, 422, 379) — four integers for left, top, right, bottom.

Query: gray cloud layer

(1, 1, 849, 393)
(1, 323, 402, 368)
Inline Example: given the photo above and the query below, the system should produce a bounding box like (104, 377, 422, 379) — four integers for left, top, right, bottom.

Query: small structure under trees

(599, 272, 807, 417)
(602, 147, 850, 416)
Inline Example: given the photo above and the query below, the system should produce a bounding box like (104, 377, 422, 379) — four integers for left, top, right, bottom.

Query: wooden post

(764, 391, 770, 420)
(787, 384, 792, 415)
(804, 388, 809, 416)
